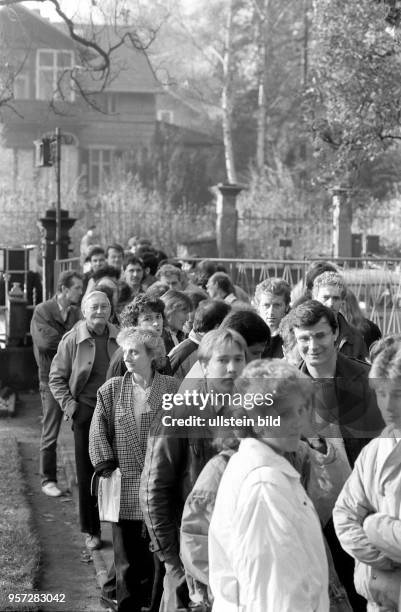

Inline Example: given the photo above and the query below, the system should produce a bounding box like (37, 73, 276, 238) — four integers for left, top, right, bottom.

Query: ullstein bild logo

(161, 413, 281, 429)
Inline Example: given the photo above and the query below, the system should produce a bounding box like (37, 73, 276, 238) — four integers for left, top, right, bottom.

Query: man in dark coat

(254, 277, 291, 359)
(30, 270, 83, 497)
(290, 299, 384, 611)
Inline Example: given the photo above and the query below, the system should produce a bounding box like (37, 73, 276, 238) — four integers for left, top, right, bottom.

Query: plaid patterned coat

(89, 371, 178, 520)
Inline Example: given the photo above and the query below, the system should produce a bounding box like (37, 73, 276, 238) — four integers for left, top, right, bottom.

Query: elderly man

(254, 277, 291, 358)
(49, 290, 118, 551)
(31, 270, 83, 497)
(312, 271, 368, 360)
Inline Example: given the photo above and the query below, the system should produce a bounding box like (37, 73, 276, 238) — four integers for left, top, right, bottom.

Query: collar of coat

(75, 319, 119, 344)
(299, 352, 369, 382)
(44, 295, 79, 324)
(120, 368, 168, 412)
(337, 312, 358, 345)
(239, 437, 301, 481)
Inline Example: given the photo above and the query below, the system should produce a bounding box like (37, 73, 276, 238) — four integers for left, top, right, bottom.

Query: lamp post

(34, 128, 62, 260)
(55, 127, 61, 260)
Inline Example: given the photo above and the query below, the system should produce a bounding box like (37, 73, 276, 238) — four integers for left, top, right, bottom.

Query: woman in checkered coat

(89, 327, 178, 612)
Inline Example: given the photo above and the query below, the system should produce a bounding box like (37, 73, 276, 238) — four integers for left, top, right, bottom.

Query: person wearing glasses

(290, 299, 383, 610)
(49, 290, 119, 552)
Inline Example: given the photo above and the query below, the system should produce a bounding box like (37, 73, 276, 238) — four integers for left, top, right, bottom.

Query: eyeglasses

(87, 304, 110, 312)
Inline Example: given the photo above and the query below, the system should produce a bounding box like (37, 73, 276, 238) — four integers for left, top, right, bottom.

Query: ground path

(1, 393, 104, 612)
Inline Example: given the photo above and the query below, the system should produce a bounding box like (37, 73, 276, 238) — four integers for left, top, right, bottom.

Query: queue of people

(29, 244, 401, 612)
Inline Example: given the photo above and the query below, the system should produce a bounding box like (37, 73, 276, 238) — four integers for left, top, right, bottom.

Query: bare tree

(0, 0, 169, 111)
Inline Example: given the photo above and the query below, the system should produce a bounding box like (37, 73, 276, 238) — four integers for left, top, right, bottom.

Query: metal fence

(53, 257, 80, 293)
(54, 256, 401, 336)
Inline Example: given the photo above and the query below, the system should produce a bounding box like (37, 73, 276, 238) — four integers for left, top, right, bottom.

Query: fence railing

(53, 257, 81, 294)
(54, 256, 401, 336)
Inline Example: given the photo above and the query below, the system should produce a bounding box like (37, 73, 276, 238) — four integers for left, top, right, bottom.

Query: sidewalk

(58, 419, 114, 599)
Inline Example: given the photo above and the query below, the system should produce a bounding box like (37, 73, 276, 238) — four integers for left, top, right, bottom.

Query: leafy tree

(307, 0, 401, 188)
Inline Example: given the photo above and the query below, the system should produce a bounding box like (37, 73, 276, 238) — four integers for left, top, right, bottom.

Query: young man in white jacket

(208, 359, 329, 611)
(334, 337, 401, 611)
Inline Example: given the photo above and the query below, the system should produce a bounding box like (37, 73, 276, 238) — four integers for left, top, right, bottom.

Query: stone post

(215, 183, 242, 258)
(332, 187, 352, 258)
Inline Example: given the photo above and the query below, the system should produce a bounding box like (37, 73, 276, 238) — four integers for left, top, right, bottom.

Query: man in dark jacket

(169, 299, 231, 381)
(290, 299, 384, 611)
(254, 277, 291, 359)
(140, 328, 247, 612)
(312, 271, 368, 360)
(30, 270, 83, 497)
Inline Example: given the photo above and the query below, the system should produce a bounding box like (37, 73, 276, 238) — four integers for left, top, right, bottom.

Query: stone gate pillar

(215, 183, 243, 258)
(332, 187, 352, 258)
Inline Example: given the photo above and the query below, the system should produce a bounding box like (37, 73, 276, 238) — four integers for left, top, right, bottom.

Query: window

(13, 73, 29, 99)
(157, 109, 174, 123)
(36, 49, 74, 101)
(88, 148, 114, 191)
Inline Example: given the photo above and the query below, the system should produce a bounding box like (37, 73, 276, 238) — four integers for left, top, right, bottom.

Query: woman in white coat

(333, 337, 401, 611)
(208, 359, 329, 612)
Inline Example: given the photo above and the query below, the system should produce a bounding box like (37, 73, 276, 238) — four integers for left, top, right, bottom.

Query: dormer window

(36, 49, 75, 101)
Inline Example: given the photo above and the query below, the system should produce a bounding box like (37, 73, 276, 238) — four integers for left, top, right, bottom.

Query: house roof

(0, 5, 160, 94)
(55, 22, 161, 94)
(0, 4, 76, 50)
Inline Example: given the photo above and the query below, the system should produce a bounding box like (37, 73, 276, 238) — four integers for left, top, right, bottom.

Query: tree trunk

(222, 0, 237, 184)
(256, 0, 269, 173)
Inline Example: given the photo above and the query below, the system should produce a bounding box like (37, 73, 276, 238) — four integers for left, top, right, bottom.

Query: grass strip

(0, 436, 40, 611)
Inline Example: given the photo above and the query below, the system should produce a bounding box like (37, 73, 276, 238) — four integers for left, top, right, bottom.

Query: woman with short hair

(89, 327, 178, 612)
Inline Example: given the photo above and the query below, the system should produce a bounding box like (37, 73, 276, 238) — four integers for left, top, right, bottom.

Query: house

(156, 89, 218, 136)
(0, 4, 160, 192)
(0, 4, 225, 256)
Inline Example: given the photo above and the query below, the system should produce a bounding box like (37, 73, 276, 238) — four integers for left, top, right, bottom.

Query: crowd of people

(29, 237, 401, 612)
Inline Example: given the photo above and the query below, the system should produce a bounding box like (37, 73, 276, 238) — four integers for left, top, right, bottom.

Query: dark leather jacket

(139, 380, 218, 566)
(336, 312, 368, 361)
(299, 352, 384, 467)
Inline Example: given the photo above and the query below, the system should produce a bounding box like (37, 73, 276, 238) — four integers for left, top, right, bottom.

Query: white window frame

(157, 109, 174, 123)
(88, 147, 115, 191)
(36, 49, 75, 102)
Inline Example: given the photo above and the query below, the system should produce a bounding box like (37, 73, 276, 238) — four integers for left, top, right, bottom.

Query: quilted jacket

(333, 427, 401, 610)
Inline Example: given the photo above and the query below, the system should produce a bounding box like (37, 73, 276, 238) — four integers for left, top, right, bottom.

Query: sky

(21, 0, 197, 22)
(22, 0, 96, 22)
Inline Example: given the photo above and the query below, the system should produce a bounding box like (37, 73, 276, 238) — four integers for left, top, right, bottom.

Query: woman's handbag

(97, 467, 122, 522)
